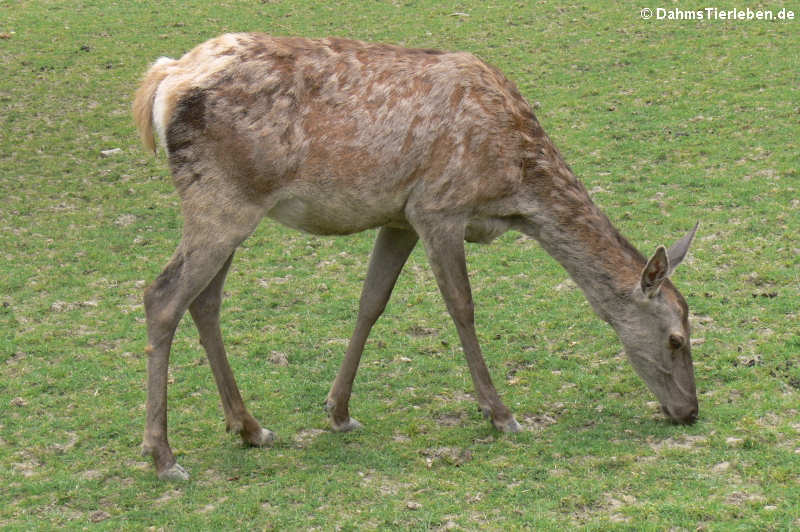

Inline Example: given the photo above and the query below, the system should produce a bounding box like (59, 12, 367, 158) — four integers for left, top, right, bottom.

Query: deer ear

(666, 221, 699, 276)
(641, 245, 669, 297)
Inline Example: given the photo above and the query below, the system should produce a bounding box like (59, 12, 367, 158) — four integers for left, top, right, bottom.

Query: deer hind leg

(189, 253, 274, 448)
(142, 195, 264, 481)
(326, 226, 418, 431)
(410, 215, 521, 433)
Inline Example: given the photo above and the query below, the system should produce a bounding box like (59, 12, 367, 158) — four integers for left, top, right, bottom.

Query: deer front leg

(412, 218, 521, 433)
(189, 253, 274, 448)
(326, 226, 418, 431)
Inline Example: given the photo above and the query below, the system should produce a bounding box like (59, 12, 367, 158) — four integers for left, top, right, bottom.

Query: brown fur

(134, 34, 699, 480)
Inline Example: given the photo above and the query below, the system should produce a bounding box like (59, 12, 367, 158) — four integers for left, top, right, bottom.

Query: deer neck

(515, 144, 647, 325)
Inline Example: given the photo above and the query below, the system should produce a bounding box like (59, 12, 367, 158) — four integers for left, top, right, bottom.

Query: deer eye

(669, 334, 685, 350)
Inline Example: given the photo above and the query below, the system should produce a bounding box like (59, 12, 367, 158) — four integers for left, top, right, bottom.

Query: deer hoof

(330, 417, 362, 433)
(493, 416, 522, 433)
(158, 462, 190, 482)
(247, 428, 276, 447)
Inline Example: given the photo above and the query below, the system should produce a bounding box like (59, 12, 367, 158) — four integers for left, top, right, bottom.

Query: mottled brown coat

(133, 34, 699, 480)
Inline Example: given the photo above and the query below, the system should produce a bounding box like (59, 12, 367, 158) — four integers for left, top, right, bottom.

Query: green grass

(2, 0, 798, 529)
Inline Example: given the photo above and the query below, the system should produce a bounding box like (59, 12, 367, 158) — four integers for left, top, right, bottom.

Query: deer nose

(662, 402, 699, 425)
(683, 404, 699, 425)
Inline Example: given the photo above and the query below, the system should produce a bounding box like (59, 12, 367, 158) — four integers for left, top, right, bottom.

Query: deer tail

(133, 57, 175, 155)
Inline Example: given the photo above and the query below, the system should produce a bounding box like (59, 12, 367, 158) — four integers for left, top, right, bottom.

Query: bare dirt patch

(519, 413, 558, 431)
(434, 411, 467, 427)
(294, 428, 325, 448)
(89, 510, 111, 523)
(648, 434, 707, 453)
(155, 489, 182, 505)
(572, 493, 637, 525)
(420, 447, 472, 467)
(359, 469, 412, 496)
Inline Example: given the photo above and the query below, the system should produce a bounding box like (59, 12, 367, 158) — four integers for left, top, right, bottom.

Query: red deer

(133, 33, 699, 480)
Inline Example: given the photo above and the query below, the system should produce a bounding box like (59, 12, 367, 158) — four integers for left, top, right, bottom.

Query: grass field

(1, 0, 798, 529)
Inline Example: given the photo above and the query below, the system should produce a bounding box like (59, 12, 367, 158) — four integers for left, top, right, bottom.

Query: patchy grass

(1, 0, 798, 529)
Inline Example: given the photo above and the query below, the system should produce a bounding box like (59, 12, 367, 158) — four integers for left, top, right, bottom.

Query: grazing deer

(133, 33, 699, 480)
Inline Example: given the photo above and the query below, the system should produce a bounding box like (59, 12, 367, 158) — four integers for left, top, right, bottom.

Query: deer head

(614, 223, 700, 424)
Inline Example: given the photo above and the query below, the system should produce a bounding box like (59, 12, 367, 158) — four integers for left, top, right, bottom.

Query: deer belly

(267, 194, 403, 235)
